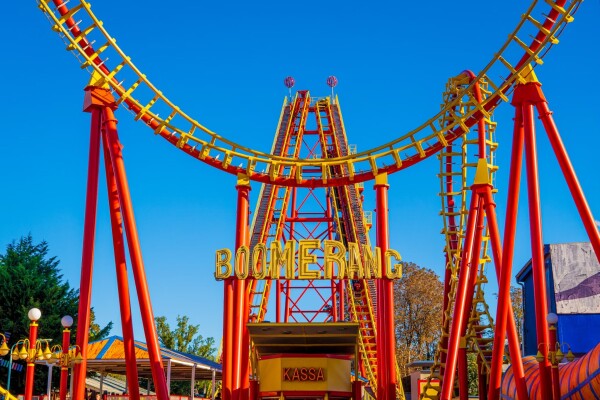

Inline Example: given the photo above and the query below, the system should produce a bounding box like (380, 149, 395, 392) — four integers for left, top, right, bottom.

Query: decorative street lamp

(6, 338, 52, 393)
(24, 307, 41, 400)
(41, 316, 82, 400)
(60, 316, 73, 400)
(547, 312, 561, 400)
(0, 333, 9, 357)
(536, 313, 575, 400)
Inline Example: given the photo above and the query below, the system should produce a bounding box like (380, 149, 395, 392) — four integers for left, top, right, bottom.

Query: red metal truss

(242, 91, 393, 398)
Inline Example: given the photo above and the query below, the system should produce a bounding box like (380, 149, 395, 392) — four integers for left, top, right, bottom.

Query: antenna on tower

(284, 76, 295, 100)
(326, 76, 338, 103)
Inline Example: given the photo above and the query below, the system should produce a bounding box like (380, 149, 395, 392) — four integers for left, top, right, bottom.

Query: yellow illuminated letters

(235, 245, 250, 279)
(362, 245, 381, 279)
(298, 239, 320, 279)
(270, 241, 296, 279)
(385, 249, 402, 279)
(346, 243, 365, 279)
(252, 243, 268, 279)
(214, 239, 402, 280)
(214, 248, 232, 279)
(323, 240, 346, 279)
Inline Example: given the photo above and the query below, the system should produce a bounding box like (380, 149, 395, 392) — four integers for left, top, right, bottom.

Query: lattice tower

(420, 74, 499, 399)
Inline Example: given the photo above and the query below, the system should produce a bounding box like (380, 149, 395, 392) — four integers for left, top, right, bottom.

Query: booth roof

(81, 335, 222, 381)
(248, 322, 360, 356)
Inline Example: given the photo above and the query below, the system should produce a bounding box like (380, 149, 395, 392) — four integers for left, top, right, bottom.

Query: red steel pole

(375, 178, 388, 400)
(487, 106, 529, 400)
(232, 176, 251, 400)
(548, 321, 561, 400)
(536, 102, 600, 261)
(458, 197, 485, 400)
(103, 107, 170, 400)
(375, 173, 397, 400)
(24, 314, 40, 400)
(60, 325, 70, 400)
(457, 345, 469, 400)
(522, 102, 552, 400)
(376, 275, 387, 400)
(483, 187, 529, 400)
(222, 277, 234, 400)
(73, 103, 102, 399)
(102, 133, 141, 400)
(440, 193, 481, 400)
(275, 280, 282, 323)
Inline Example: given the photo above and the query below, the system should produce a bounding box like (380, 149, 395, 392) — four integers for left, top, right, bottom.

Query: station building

(516, 242, 600, 356)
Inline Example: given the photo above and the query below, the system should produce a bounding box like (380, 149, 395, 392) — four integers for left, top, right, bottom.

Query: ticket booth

(248, 322, 362, 400)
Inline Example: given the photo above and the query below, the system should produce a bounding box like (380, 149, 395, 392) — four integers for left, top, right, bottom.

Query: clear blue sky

(0, 0, 598, 344)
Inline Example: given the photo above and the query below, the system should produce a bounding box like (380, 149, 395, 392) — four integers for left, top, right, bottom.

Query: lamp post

(7, 341, 21, 392)
(0, 334, 9, 357)
(24, 307, 41, 400)
(60, 316, 73, 400)
(46, 342, 83, 397)
(540, 312, 575, 400)
(7, 338, 53, 393)
(0, 333, 10, 388)
(546, 313, 560, 400)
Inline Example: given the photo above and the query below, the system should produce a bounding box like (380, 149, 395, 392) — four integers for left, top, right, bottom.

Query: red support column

(486, 105, 529, 400)
(60, 321, 71, 400)
(353, 380, 363, 400)
(548, 316, 561, 400)
(73, 84, 106, 399)
(275, 280, 282, 323)
(24, 310, 40, 400)
(232, 175, 251, 400)
(522, 102, 552, 400)
(102, 107, 170, 400)
(102, 133, 141, 400)
(440, 193, 481, 400)
(376, 274, 387, 400)
(375, 173, 396, 400)
(477, 356, 486, 400)
(222, 277, 234, 400)
(483, 184, 529, 400)
(536, 102, 600, 261)
(458, 198, 485, 400)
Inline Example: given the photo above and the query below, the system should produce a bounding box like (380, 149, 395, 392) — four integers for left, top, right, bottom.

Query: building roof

(515, 244, 550, 283)
(82, 335, 221, 381)
(248, 322, 359, 356)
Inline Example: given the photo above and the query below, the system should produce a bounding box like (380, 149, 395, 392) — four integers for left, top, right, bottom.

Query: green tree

(155, 315, 217, 395)
(510, 286, 524, 344)
(156, 315, 216, 359)
(89, 309, 113, 342)
(0, 235, 112, 394)
(0, 235, 79, 394)
(394, 262, 444, 377)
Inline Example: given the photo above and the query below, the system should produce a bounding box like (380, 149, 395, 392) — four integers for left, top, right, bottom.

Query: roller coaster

(27, 0, 600, 399)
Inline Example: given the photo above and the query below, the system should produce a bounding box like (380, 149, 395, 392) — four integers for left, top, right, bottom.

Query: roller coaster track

(245, 93, 405, 398)
(38, 0, 581, 187)
(421, 73, 499, 399)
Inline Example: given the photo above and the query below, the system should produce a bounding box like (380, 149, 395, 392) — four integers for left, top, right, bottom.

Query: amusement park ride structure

(26, 0, 600, 399)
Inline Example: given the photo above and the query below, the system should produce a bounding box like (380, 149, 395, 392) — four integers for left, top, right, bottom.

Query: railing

(105, 396, 211, 400)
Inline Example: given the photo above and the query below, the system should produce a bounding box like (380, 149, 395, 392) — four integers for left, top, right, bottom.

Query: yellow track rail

(37, 0, 581, 187)
(420, 74, 499, 399)
(247, 93, 309, 322)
